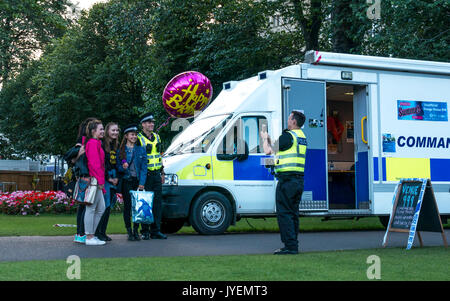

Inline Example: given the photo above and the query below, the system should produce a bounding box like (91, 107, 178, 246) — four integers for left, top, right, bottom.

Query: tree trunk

(331, 0, 362, 53)
(291, 0, 324, 52)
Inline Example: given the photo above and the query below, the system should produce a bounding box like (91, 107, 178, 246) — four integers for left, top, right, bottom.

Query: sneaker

(273, 248, 298, 255)
(74, 234, 86, 244)
(85, 237, 106, 246)
(78, 235, 86, 244)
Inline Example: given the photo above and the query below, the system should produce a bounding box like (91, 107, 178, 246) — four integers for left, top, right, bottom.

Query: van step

(301, 209, 372, 216)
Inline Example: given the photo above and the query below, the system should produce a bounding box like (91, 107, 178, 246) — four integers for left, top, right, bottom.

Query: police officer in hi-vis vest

(137, 112, 167, 240)
(261, 110, 307, 255)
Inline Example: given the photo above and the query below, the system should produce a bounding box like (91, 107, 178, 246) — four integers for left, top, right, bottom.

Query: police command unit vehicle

(160, 51, 450, 235)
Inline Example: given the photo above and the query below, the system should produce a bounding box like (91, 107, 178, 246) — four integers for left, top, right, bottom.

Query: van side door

(212, 114, 275, 213)
(282, 78, 328, 211)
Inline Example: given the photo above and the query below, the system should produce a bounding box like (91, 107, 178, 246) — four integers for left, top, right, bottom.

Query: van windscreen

(164, 114, 231, 156)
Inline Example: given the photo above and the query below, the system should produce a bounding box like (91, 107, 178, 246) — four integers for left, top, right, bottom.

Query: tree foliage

(0, 61, 42, 158)
(29, 3, 144, 155)
(364, 0, 450, 62)
(0, 0, 74, 85)
(0, 0, 448, 158)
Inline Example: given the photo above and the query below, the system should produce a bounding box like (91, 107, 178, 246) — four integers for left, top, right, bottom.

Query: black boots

(151, 232, 167, 239)
(141, 232, 150, 240)
(133, 224, 141, 241)
(126, 227, 135, 241)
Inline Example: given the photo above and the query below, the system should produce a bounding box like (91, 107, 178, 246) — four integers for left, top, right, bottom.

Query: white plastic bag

(131, 190, 154, 224)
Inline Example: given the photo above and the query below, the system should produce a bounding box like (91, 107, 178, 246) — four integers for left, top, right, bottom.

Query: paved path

(0, 230, 448, 262)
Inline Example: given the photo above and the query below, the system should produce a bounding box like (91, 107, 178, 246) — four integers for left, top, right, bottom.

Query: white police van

(160, 51, 450, 235)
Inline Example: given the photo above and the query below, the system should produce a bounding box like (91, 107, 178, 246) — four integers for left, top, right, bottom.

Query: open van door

(354, 86, 370, 209)
(282, 78, 328, 211)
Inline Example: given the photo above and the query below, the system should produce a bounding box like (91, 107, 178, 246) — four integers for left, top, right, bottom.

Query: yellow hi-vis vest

(274, 129, 307, 174)
(137, 132, 162, 171)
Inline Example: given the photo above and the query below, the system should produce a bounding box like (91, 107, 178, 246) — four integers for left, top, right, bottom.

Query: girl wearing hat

(117, 124, 148, 241)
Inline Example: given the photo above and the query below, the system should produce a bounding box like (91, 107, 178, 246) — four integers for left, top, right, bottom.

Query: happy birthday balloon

(162, 71, 213, 118)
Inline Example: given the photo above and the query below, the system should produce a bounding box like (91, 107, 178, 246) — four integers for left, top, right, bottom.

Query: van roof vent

(258, 70, 274, 80)
(223, 81, 237, 90)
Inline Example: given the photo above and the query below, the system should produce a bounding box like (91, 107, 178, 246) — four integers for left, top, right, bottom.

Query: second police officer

(137, 113, 167, 240)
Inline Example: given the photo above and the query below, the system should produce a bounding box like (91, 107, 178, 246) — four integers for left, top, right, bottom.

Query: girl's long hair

(119, 136, 127, 162)
(77, 117, 97, 142)
(85, 119, 103, 144)
(103, 122, 120, 153)
(119, 132, 137, 162)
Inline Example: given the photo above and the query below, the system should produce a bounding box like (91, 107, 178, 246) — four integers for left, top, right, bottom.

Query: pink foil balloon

(162, 71, 213, 118)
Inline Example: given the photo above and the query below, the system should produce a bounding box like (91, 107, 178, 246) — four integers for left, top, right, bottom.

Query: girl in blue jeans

(117, 124, 148, 241)
(96, 122, 120, 241)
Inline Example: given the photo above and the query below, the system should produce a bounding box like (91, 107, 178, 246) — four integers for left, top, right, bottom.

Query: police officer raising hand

(262, 110, 307, 255)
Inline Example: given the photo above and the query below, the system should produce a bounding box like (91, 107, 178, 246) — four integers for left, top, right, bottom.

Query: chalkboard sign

(382, 178, 448, 250)
(391, 180, 424, 230)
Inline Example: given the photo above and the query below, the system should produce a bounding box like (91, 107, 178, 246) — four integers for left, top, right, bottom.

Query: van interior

(326, 84, 358, 210)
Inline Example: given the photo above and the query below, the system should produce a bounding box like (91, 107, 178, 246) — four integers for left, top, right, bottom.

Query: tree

(290, 0, 328, 51)
(0, 0, 74, 85)
(365, 0, 450, 62)
(0, 61, 43, 158)
(106, 0, 218, 146)
(329, 0, 369, 53)
(30, 3, 144, 155)
(189, 0, 304, 96)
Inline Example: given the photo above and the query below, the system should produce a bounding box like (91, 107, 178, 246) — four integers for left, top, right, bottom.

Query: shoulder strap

(288, 130, 307, 154)
(137, 133, 146, 147)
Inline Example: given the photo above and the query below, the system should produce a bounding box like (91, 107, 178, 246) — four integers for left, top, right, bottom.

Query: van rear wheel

(190, 191, 233, 235)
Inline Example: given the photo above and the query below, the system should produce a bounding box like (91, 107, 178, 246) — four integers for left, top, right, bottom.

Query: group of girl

(72, 118, 148, 246)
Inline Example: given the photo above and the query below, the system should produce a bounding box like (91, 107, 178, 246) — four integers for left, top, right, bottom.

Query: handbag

(131, 190, 154, 224)
(73, 177, 97, 205)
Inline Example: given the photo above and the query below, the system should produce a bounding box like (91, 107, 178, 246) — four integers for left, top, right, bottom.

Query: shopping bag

(131, 190, 154, 224)
(73, 177, 97, 205)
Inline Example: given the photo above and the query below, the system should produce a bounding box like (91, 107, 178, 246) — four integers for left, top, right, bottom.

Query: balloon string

(156, 116, 172, 133)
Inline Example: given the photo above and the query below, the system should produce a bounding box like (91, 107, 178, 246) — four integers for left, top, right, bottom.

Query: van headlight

(164, 174, 178, 185)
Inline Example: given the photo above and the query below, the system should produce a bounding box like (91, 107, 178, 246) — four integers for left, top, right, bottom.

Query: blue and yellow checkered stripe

(374, 157, 450, 182)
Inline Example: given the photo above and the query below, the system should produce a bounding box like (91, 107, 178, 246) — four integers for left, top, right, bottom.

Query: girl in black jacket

(96, 122, 120, 241)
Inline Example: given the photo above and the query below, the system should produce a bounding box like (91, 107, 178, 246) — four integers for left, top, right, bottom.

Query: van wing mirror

(216, 140, 249, 161)
(216, 153, 238, 161)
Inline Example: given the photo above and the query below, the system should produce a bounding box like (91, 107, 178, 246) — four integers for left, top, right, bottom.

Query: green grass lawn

(0, 213, 448, 237)
(1, 213, 448, 281)
(0, 213, 395, 236)
(0, 247, 448, 281)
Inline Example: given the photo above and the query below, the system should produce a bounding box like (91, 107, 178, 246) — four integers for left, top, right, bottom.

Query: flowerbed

(0, 191, 124, 215)
(0, 191, 75, 215)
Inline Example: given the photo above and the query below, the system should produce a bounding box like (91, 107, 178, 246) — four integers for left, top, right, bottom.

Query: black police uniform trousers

(141, 169, 162, 235)
(275, 174, 304, 251)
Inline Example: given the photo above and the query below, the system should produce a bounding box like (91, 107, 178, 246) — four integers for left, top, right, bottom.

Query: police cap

(123, 124, 139, 135)
(140, 112, 155, 124)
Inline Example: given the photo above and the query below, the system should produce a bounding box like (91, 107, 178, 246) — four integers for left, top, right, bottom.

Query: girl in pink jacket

(84, 120, 106, 246)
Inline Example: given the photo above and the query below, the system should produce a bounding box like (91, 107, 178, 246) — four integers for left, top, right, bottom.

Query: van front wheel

(190, 192, 233, 235)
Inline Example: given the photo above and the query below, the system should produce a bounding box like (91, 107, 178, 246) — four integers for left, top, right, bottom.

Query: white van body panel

(162, 51, 450, 222)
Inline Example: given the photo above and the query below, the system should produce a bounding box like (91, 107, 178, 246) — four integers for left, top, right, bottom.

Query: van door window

(217, 116, 267, 157)
(242, 116, 267, 154)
